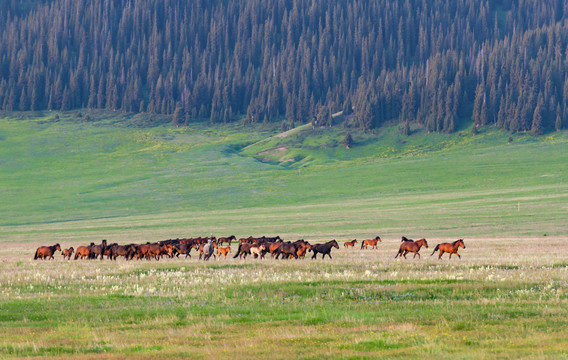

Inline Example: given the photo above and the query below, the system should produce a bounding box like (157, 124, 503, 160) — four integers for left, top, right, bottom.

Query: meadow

(0, 111, 567, 358)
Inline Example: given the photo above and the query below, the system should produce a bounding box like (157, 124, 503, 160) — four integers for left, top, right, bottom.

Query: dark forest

(1, 0, 568, 134)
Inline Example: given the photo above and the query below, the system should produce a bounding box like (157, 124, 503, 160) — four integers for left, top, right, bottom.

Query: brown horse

(361, 236, 381, 249)
(296, 242, 311, 259)
(217, 235, 236, 246)
(395, 238, 428, 259)
(34, 243, 61, 260)
(216, 246, 231, 259)
(74, 243, 94, 259)
(344, 239, 357, 248)
(89, 239, 107, 260)
(62, 247, 74, 260)
(431, 239, 466, 259)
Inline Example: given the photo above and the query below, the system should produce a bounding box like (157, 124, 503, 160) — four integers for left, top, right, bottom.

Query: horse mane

(453, 239, 463, 245)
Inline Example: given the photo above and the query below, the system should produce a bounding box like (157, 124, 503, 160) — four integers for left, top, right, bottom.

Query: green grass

(0, 111, 567, 358)
(0, 111, 566, 241)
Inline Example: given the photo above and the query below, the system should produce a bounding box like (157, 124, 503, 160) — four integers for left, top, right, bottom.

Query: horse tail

(34, 248, 39, 260)
(360, 241, 364, 249)
(430, 245, 439, 256)
(233, 244, 242, 258)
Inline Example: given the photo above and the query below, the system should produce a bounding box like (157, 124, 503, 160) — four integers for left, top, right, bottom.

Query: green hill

(1, 111, 567, 242)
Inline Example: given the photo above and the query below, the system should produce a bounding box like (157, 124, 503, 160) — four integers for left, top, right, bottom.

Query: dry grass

(1, 236, 567, 358)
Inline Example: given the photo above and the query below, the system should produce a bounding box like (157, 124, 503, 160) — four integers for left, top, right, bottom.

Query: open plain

(0, 112, 567, 358)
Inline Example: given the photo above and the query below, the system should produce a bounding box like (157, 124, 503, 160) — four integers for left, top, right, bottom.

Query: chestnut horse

(34, 243, 61, 260)
(216, 246, 231, 259)
(361, 236, 381, 249)
(75, 243, 94, 259)
(344, 239, 357, 248)
(62, 247, 74, 260)
(395, 238, 428, 259)
(431, 239, 466, 259)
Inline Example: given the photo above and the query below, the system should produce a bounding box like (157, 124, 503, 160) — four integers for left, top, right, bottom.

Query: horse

(344, 239, 357, 248)
(275, 241, 303, 259)
(296, 242, 311, 259)
(89, 239, 107, 260)
(431, 239, 466, 259)
(34, 243, 61, 260)
(137, 243, 162, 260)
(309, 240, 339, 259)
(267, 242, 283, 258)
(217, 235, 236, 246)
(75, 243, 94, 259)
(216, 246, 231, 259)
(250, 244, 266, 259)
(103, 243, 118, 259)
(361, 236, 381, 249)
(233, 242, 255, 259)
(200, 240, 217, 260)
(174, 243, 193, 258)
(401, 236, 414, 242)
(395, 238, 428, 259)
(109, 244, 137, 260)
(62, 247, 74, 260)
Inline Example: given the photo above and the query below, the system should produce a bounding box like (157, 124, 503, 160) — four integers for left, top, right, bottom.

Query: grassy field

(0, 111, 567, 358)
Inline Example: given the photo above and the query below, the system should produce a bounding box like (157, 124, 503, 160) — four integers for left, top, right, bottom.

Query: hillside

(1, 0, 568, 135)
(1, 111, 566, 242)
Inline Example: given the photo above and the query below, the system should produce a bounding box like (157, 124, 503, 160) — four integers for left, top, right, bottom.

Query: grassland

(0, 111, 567, 358)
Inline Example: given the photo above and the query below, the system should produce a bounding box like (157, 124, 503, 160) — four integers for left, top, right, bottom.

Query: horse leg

(438, 251, 443, 260)
(311, 251, 317, 259)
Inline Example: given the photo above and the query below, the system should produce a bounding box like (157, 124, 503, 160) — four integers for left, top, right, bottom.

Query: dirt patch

(257, 147, 288, 156)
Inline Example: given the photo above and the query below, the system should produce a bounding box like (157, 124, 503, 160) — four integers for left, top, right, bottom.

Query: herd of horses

(33, 235, 466, 261)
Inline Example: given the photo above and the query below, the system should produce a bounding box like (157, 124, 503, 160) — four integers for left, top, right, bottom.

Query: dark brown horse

(108, 244, 137, 260)
(431, 239, 466, 259)
(309, 240, 339, 259)
(233, 242, 254, 259)
(275, 240, 306, 259)
(344, 239, 357, 248)
(217, 235, 236, 246)
(34, 243, 61, 260)
(395, 238, 428, 259)
(62, 247, 74, 260)
(89, 239, 107, 260)
(361, 236, 381, 249)
(174, 243, 193, 258)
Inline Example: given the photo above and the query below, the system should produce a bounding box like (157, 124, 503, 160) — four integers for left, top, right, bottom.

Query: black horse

(309, 240, 339, 259)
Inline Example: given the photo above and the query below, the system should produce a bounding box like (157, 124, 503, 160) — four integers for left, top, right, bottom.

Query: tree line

(0, 0, 567, 134)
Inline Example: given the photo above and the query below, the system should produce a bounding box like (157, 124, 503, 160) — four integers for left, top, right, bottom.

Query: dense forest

(1, 0, 568, 134)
